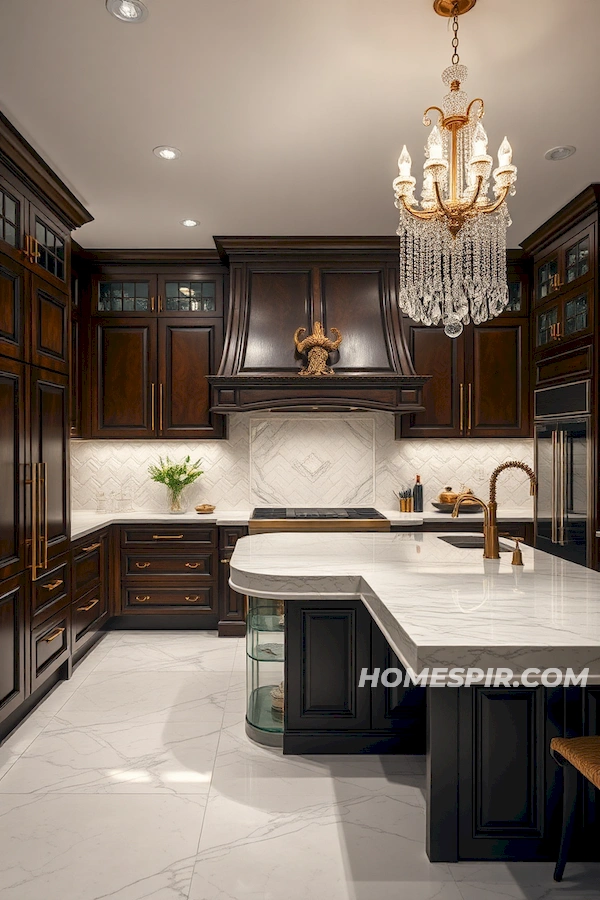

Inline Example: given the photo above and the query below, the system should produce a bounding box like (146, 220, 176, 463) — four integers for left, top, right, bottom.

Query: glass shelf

(246, 596, 284, 747)
(247, 685, 284, 733)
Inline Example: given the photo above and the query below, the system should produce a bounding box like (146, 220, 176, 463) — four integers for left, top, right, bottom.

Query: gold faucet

(452, 461, 537, 559)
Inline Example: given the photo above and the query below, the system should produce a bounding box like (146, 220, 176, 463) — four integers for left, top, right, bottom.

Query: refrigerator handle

(558, 430, 566, 545)
(551, 430, 558, 544)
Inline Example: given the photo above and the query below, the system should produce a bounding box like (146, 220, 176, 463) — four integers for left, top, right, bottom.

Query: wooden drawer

(122, 585, 217, 613)
(31, 607, 70, 692)
(72, 531, 107, 599)
(72, 585, 108, 649)
(120, 526, 217, 549)
(31, 555, 70, 626)
(122, 553, 215, 579)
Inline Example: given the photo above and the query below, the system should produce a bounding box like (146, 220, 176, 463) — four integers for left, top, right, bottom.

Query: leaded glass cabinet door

(92, 273, 158, 314)
(27, 203, 70, 292)
(157, 273, 224, 316)
(0, 173, 25, 264)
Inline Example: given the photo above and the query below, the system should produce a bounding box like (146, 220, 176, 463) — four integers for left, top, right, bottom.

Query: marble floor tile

(0, 720, 221, 795)
(451, 861, 600, 900)
(51, 671, 229, 727)
(0, 793, 206, 900)
(93, 636, 239, 673)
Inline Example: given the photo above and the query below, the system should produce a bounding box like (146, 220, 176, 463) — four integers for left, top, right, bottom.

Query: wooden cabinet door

(0, 252, 27, 362)
(218, 526, 247, 636)
(30, 274, 69, 374)
(93, 272, 157, 315)
(157, 272, 223, 317)
(30, 368, 70, 565)
(467, 320, 530, 438)
(399, 322, 466, 437)
(0, 170, 26, 266)
(91, 317, 157, 438)
(0, 572, 26, 727)
(0, 358, 26, 579)
(28, 203, 70, 292)
(158, 318, 224, 438)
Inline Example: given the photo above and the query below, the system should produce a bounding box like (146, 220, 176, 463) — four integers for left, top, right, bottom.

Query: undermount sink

(438, 535, 513, 552)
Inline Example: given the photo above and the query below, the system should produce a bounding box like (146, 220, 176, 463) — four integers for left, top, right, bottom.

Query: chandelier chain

(451, 2, 460, 65)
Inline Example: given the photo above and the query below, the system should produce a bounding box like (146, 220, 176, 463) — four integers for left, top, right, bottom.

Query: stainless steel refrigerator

(534, 380, 592, 567)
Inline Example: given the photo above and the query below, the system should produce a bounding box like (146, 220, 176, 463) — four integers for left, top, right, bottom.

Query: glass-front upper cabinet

(533, 224, 594, 306)
(536, 282, 592, 351)
(27, 203, 70, 290)
(92, 273, 158, 314)
(0, 173, 25, 263)
(157, 272, 224, 316)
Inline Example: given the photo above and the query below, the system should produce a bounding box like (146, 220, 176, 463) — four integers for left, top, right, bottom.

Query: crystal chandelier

(392, 0, 517, 337)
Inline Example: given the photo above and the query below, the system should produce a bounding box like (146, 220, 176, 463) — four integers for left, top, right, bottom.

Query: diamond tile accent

(71, 412, 534, 512)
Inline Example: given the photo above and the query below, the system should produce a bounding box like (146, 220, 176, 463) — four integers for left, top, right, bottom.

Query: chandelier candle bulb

(498, 137, 513, 167)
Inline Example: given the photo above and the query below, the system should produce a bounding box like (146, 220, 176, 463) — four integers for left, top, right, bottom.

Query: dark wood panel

(31, 554, 70, 627)
(285, 601, 371, 731)
(30, 275, 69, 374)
(320, 270, 393, 372)
(30, 368, 70, 562)
(218, 525, 247, 637)
(469, 320, 530, 436)
(158, 318, 224, 439)
(30, 605, 70, 693)
(241, 270, 311, 372)
(122, 585, 217, 614)
(72, 585, 108, 649)
(0, 572, 26, 726)
(0, 252, 26, 361)
(400, 324, 464, 437)
(0, 358, 25, 578)
(121, 526, 216, 548)
(91, 317, 157, 437)
(122, 553, 215, 579)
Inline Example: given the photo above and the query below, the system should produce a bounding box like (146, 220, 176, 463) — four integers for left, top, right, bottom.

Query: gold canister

(399, 497, 414, 512)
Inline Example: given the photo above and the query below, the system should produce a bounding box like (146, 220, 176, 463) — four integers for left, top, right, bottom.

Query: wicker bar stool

(550, 736, 600, 882)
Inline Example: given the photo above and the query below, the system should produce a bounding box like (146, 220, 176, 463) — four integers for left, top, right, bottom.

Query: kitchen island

(230, 532, 600, 863)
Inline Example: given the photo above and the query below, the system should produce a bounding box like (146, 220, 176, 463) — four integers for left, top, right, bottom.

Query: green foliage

(148, 455, 203, 495)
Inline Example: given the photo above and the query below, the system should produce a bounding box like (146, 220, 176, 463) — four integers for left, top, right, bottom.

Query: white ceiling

(0, 0, 598, 249)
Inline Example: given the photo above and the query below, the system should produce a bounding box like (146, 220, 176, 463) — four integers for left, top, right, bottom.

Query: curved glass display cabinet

(245, 596, 284, 747)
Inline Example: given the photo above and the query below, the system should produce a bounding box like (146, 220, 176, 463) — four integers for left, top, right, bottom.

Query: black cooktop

(251, 507, 386, 520)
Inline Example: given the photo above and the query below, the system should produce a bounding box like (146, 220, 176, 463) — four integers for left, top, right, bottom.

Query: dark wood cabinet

(0, 170, 26, 265)
(28, 203, 70, 292)
(399, 324, 465, 437)
(0, 572, 26, 728)
(0, 251, 27, 362)
(218, 525, 247, 637)
(92, 268, 224, 317)
(71, 529, 109, 658)
(158, 318, 224, 438)
(30, 368, 70, 565)
(30, 274, 69, 374)
(0, 357, 26, 579)
(91, 317, 157, 438)
(30, 604, 70, 694)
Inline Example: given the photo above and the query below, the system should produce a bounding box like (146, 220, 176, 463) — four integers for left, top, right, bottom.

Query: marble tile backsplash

(71, 412, 535, 512)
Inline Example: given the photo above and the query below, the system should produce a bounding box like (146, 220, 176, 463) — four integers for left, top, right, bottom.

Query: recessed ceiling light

(180, 219, 199, 227)
(544, 146, 576, 161)
(153, 146, 182, 161)
(106, 0, 148, 23)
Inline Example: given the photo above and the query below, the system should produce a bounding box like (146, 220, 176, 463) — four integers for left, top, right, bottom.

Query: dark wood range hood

(209, 237, 429, 414)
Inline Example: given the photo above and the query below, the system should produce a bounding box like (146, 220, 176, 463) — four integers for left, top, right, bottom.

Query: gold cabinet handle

(135, 595, 150, 602)
(42, 579, 64, 591)
(459, 383, 464, 434)
(159, 384, 164, 432)
(467, 383, 473, 432)
(135, 561, 151, 569)
(23, 233, 31, 260)
(27, 463, 38, 577)
(151, 383, 155, 431)
(77, 598, 99, 612)
(82, 542, 101, 553)
(41, 461, 48, 570)
(44, 627, 65, 643)
(151, 296, 155, 312)
(185, 595, 200, 602)
(220, 558, 230, 564)
(153, 534, 183, 540)
(32, 237, 41, 262)
(185, 562, 201, 569)
(158, 295, 163, 313)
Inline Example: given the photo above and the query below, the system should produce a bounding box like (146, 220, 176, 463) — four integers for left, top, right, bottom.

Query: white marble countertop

(230, 531, 600, 680)
(71, 505, 533, 540)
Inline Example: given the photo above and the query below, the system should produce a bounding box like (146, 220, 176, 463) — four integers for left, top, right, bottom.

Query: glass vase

(167, 488, 186, 514)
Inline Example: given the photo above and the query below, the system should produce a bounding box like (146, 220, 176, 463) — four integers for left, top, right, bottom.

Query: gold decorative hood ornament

(294, 321, 342, 376)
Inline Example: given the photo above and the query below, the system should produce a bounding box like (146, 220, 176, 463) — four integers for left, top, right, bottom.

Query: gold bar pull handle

(23, 234, 31, 261)
(459, 383, 464, 435)
(159, 384, 164, 432)
(150, 296, 155, 312)
(152, 534, 183, 540)
(77, 598, 99, 612)
(41, 462, 48, 571)
(151, 383, 155, 432)
(42, 579, 64, 591)
(467, 383, 473, 433)
(44, 627, 65, 643)
(82, 542, 101, 553)
(27, 463, 38, 576)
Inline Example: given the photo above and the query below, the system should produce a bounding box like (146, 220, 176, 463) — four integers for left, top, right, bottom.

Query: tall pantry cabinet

(0, 112, 92, 728)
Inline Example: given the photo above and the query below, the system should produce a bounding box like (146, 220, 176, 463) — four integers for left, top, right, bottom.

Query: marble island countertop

(71, 504, 534, 540)
(229, 531, 600, 680)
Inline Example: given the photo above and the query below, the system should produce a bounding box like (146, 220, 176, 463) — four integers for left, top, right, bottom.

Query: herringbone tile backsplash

(71, 412, 534, 511)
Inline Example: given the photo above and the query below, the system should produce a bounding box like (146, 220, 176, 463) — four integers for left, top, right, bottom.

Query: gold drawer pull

(135, 562, 151, 569)
(82, 542, 101, 553)
(185, 595, 200, 602)
(135, 595, 150, 602)
(77, 598, 99, 612)
(44, 627, 65, 643)
(42, 579, 64, 591)
(153, 534, 183, 540)
(185, 562, 201, 569)
(220, 558, 230, 564)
